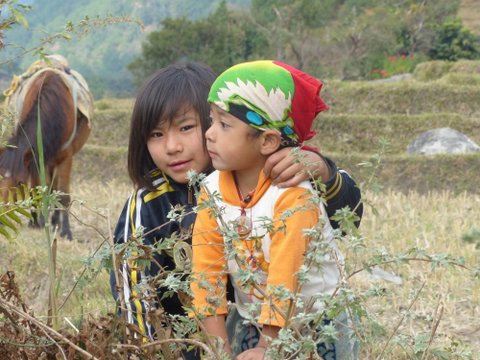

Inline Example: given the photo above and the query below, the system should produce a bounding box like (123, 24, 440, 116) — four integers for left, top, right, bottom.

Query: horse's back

(4, 57, 94, 130)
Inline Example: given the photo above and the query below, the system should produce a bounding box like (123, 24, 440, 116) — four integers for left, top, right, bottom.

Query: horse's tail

(1, 70, 75, 181)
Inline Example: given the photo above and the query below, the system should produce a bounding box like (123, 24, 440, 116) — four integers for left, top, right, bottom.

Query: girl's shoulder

(129, 175, 185, 207)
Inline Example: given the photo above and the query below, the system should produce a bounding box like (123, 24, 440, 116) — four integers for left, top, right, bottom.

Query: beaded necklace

(233, 177, 255, 240)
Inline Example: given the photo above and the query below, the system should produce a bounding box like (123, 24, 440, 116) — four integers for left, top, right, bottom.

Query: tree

(128, 17, 199, 82)
(324, 0, 461, 79)
(250, 0, 337, 70)
(393, 0, 461, 56)
(429, 18, 480, 61)
(128, 1, 268, 84)
(320, 4, 400, 79)
(129, 0, 467, 83)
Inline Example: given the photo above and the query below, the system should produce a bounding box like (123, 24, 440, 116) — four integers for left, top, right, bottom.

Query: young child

(191, 60, 358, 359)
(111, 62, 360, 358)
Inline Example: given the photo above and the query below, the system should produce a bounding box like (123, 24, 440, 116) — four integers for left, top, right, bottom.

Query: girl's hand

(235, 346, 266, 360)
(264, 147, 331, 188)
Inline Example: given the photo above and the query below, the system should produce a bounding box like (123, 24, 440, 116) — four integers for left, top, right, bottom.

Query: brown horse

(0, 56, 93, 239)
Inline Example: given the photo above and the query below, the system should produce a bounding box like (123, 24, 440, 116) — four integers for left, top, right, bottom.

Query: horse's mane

(0, 70, 73, 183)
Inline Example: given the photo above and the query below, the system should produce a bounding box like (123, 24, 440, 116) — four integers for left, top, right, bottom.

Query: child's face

(147, 107, 210, 184)
(206, 105, 265, 172)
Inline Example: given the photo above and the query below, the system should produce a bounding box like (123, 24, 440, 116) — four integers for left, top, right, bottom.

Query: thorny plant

(1, 141, 479, 359)
(184, 145, 477, 359)
(188, 152, 361, 360)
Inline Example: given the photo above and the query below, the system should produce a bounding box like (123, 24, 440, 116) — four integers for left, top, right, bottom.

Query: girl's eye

(150, 131, 163, 138)
(220, 121, 230, 129)
(180, 125, 195, 132)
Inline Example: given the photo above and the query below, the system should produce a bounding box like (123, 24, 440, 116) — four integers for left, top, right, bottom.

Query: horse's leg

(54, 154, 73, 240)
(58, 116, 91, 240)
(52, 114, 91, 240)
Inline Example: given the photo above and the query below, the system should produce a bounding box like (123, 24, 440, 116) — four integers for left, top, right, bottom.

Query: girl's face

(205, 105, 265, 173)
(147, 107, 210, 184)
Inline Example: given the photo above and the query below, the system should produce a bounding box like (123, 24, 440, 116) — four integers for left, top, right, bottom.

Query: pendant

(234, 214, 252, 239)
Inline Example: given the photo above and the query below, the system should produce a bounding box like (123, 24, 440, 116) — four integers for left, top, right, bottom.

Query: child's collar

(218, 170, 271, 207)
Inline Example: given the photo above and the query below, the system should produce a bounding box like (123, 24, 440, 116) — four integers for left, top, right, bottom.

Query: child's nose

(165, 133, 182, 152)
(205, 126, 214, 142)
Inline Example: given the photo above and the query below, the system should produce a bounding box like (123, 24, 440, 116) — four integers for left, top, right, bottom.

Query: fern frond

(0, 225, 13, 240)
(0, 185, 34, 241)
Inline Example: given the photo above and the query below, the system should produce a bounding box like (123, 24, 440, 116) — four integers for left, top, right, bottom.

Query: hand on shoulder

(264, 147, 330, 188)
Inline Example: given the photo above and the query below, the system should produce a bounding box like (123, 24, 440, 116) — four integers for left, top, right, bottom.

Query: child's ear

(260, 130, 281, 155)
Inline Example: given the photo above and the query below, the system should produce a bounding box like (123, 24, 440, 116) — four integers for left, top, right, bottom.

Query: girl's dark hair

(127, 62, 216, 189)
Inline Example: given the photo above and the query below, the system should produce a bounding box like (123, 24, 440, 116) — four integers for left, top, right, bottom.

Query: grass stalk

(35, 97, 58, 329)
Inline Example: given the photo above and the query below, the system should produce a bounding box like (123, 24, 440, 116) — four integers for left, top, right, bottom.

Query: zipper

(187, 185, 193, 205)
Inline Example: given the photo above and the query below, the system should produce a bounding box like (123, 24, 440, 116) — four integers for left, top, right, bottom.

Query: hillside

(3, 0, 478, 99)
(5, 0, 479, 98)
(1, 0, 250, 97)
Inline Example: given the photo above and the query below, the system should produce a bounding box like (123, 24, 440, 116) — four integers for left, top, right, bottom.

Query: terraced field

(312, 60, 480, 194)
(79, 60, 480, 195)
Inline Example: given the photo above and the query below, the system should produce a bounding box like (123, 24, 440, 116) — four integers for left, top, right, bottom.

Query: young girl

(191, 60, 359, 359)
(110, 62, 361, 358)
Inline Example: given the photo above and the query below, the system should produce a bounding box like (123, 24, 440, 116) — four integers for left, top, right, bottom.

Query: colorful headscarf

(208, 60, 328, 146)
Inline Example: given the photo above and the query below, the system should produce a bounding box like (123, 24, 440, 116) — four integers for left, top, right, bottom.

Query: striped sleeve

(110, 190, 154, 339)
(321, 157, 363, 229)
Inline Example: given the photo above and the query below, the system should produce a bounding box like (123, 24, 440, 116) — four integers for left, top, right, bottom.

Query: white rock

(407, 127, 480, 155)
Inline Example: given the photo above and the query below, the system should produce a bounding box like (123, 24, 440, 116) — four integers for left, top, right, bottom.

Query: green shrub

(429, 18, 480, 61)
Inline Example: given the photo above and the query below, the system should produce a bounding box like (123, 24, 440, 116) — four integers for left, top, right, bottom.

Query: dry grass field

(353, 190, 480, 358)
(1, 185, 478, 358)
